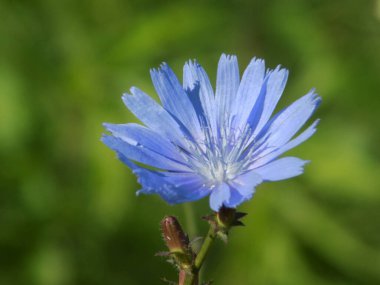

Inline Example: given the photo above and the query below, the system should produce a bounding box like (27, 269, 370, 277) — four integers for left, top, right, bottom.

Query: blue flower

(102, 54, 321, 211)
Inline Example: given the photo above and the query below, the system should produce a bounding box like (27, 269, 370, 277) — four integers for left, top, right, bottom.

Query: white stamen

(177, 121, 257, 186)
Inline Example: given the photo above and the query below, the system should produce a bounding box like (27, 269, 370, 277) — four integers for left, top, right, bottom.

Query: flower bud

(160, 216, 194, 269)
(161, 216, 190, 253)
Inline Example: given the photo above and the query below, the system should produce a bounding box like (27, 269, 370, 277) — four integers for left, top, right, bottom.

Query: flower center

(178, 123, 257, 187)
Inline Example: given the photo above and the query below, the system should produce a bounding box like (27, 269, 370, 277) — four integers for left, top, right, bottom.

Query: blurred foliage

(1, 0, 380, 284)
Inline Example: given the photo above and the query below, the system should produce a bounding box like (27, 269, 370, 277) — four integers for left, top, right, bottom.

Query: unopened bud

(161, 216, 190, 253)
(160, 216, 194, 269)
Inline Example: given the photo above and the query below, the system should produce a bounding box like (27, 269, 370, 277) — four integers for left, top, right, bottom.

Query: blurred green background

(1, 0, 380, 284)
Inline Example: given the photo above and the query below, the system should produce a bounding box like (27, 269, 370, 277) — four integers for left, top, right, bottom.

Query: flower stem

(183, 203, 197, 238)
(179, 269, 199, 285)
(178, 224, 216, 285)
(194, 226, 216, 270)
(161, 207, 244, 284)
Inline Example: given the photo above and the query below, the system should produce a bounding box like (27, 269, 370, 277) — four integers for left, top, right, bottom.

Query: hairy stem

(179, 269, 198, 285)
(179, 225, 216, 285)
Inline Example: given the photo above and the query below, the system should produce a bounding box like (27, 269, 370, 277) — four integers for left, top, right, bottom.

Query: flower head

(102, 54, 321, 211)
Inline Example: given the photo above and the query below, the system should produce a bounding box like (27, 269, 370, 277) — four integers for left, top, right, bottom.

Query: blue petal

(208, 171, 263, 210)
(223, 187, 246, 208)
(184, 82, 203, 117)
(145, 173, 210, 204)
(251, 119, 319, 168)
(103, 123, 187, 164)
(231, 58, 265, 131)
(102, 135, 190, 172)
(122, 87, 186, 146)
(150, 63, 202, 139)
(252, 66, 289, 136)
(215, 54, 240, 128)
(254, 157, 309, 181)
(224, 171, 263, 208)
(209, 183, 230, 211)
(232, 170, 263, 192)
(183, 60, 217, 135)
(103, 54, 320, 210)
(246, 91, 320, 168)
(258, 90, 321, 147)
(118, 153, 211, 204)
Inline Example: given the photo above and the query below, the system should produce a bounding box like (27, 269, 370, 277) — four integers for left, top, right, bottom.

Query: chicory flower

(102, 54, 320, 211)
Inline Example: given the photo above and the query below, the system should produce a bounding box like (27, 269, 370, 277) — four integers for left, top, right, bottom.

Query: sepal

(203, 206, 247, 243)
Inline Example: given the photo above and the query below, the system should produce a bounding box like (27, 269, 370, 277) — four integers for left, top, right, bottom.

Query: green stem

(179, 269, 198, 285)
(178, 225, 216, 285)
(194, 226, 216, 270)
(183, 203, 197, 238)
